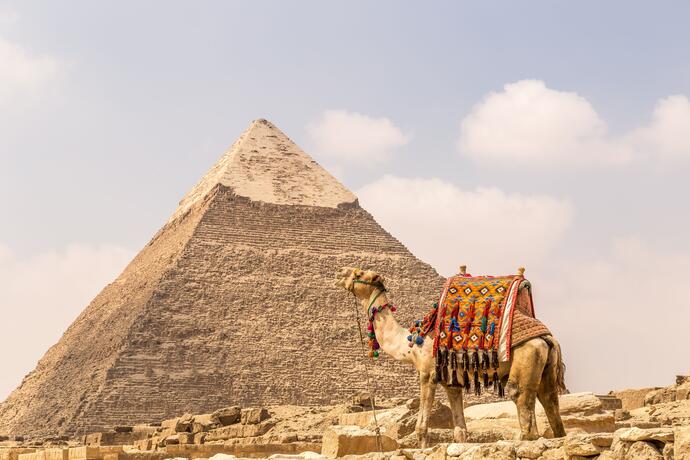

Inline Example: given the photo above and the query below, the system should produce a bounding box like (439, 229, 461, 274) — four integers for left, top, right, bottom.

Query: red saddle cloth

(417, 272, 549, 394)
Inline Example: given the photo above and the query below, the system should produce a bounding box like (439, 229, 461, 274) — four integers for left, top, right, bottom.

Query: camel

(335, 267, 567, 447)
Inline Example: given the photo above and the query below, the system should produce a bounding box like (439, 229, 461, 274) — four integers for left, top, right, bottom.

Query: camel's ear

(372, 274, 385, 285)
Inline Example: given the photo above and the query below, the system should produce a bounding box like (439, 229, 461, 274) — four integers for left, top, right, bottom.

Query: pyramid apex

(169, 119, 357, 222)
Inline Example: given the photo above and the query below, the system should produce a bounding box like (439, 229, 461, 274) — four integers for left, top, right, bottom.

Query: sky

(2, 1, 690, 400)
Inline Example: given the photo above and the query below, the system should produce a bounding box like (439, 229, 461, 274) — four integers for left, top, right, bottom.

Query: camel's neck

(362, 291, 415, 363)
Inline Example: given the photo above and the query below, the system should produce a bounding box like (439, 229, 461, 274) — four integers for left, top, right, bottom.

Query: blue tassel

(450, 318, 460, 332)
(415, 336, 424, 345)
(407, 335, 413, 342)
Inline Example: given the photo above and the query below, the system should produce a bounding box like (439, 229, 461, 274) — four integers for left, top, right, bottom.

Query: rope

(352, 290, 384, 453)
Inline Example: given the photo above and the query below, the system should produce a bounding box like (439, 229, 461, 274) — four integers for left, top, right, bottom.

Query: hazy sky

(2, 1, 690, 400)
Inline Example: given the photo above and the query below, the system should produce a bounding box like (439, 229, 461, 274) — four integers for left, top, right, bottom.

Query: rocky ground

(1, 376, 689, 460)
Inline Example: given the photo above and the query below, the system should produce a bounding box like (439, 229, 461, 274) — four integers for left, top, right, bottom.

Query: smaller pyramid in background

(0, 119, 443, 437)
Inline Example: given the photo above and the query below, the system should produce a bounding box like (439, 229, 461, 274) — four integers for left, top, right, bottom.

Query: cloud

(458, 80, 690, 166)
(306, 110, 410, 163)
(357, 175, 573, 276)
(0, 35, 62, 103)
(536, 237, 690, 392)
(0, 243, 134, 401)
(626, 95, 690, 160)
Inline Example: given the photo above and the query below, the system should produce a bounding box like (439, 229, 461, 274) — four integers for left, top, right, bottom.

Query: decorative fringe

(483, 371, 489, 388)
(481, 351, 489, 370)
(492, 372, 499, 393)
(471, 351, 479, 372)
(435, 349, 444, 382)
(463, 370, 470, 391)
(449, 351, 460, 386)
(461, 351, 469, 371)
(473, 371, 481, 396)
(491, 350, 499, 369)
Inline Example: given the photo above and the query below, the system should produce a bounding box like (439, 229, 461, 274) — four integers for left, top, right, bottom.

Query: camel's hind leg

(444, 385, 467, 442)
(537, 337, 566, 438)
(416, 371, 437, 448)
(506, 338, 549, 440)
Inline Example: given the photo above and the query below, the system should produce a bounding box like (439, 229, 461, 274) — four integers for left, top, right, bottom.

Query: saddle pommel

(459, 265, 467, 275)
(518, 267, 525, 276)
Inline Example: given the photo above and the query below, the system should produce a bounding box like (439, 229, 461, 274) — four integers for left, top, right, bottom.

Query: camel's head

(335, 266, 386, 300)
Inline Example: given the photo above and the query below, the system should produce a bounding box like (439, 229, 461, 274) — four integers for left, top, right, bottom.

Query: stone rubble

(1, 375, 688, 459)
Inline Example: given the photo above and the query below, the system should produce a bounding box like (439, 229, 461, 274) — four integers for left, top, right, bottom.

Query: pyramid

(0, 120, 443, 437)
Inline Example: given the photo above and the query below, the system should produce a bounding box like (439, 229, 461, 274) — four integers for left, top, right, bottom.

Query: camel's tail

(543, 335, 567, 395)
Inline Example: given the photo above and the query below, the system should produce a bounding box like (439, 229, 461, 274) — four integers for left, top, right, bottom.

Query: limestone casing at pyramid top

(169, 119, 358, 222)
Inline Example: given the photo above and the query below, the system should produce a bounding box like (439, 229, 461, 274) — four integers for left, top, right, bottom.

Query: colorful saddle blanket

(414, 272, 550, 394)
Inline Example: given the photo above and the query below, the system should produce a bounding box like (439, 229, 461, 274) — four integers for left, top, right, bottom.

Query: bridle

(349, 278, 387, 315)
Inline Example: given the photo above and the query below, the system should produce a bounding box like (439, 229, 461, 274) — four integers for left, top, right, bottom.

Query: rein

(348, 278, 385, 453)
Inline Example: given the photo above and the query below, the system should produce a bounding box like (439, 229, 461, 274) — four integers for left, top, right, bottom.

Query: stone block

(177, 433, 194, 445)
(103, 454, 167, 460)
(0, 449, 36, 460)
(18, 453, 44, 460)
(44, 450, 68, 460)
(351, 392, 373, 408)
(191, 414, 216, 433)
(241, 408, 269, 425)
(563, 433, 612, 457)
(646, 387, 677, 406)
(321, 426, 397, 458)
(627, 441, 663, 459)
(675, 426, 690, 460)
(68, 447, 123, 460)
(85, 431, 150, 447)
(164, 435, 180, 446)
(160, 418, 178, 429)
(616, 427, 674, 443)
(211, 407, 241, 426)
(677, 382, 690, 401)
(204, 420, 274, 441)
(131, 426, 157, 436)
(610, 388, 659, 410)
(164, 444, 233, 459)
(132, 439, 151, 452)
(175, 414, 194, 433)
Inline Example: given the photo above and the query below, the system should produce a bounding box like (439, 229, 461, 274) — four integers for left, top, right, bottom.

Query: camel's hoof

(519, 432, 540, 441)
(453, 427, 467, 443)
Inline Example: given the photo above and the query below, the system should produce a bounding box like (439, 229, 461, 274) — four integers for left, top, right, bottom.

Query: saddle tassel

(474, 370, 481, 396)
(463, 369, 470, 391)
(461, 351, 469, 371)
(493, 372, 499, 393)
(483, 371, 489, 388)
(435, 349, 444, 382)
(471, 350, 479, 372)
(491, 350, 499, 369)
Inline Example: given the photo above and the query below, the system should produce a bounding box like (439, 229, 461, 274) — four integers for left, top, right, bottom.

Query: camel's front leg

(444, 385, 467, 442)
(416, 371, 437, 448)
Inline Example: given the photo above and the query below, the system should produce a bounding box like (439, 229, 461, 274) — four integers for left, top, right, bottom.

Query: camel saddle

(414, 272, 550, 394)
